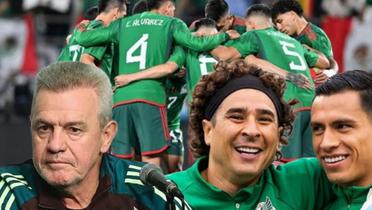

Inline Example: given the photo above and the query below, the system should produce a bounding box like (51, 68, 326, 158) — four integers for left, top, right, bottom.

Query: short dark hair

(99, 0, 127, 13)
(271, 0, 303, 20)
(194, 18, 217, 31)
(205, 0, 229, 22)
(132, 0, 148, 14)
(316, 70, 372, 119)
(146, 0, 173, 10)
(245, 3, 271, 19)
(189, 60, 294, 158)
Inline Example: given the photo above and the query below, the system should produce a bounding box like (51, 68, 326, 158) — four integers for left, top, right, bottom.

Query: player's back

(119, 12, 177, 74)
(252, 28, 315, 108)
(185, 50, 217, 101)
(296, 23, 333, 60)
(252, 28, 309, 73)
(114, 12, 178, 105)
(57, 20, 104, 62)
(57, 31, 83, 62)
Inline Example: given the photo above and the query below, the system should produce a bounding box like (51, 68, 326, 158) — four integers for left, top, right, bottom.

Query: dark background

(0, 120, 32, 165)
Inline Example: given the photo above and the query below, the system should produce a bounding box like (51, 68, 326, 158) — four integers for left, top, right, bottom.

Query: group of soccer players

(56, 0, 335, 172)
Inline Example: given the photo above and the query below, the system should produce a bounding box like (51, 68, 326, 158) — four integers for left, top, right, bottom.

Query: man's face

(274, 11, 297, 36)
(311, 90, 372, 187)
(31, 88, 115, 189)
(194, 26, 218, 37)
(245, 16, 261, 31)
(112, 4, 127, 21)
(161, 1, 175, 17)
(217, 13, 234, 32)
(203, 89, 281, 184)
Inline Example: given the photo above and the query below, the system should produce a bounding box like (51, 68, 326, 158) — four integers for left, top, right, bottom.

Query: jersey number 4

(126, 34, 149, 70)
(279, 40, 306, 71)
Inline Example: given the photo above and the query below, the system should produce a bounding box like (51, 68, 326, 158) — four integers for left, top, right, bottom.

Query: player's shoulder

(0, 161, 39, 207)
(101, 155, 193, 209)
(87, 19, 104, 29)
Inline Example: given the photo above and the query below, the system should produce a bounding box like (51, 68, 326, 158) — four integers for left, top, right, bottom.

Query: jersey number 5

(126, 34, 149, 70)
(279, 40, 306, 71)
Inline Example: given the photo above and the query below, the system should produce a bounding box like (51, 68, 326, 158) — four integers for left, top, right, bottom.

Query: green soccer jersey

(75, 12, 228, 106)
(169, 46, 218, 102)
(296, 22, 333, 60)
(57, 33, 84, 62)
(325, 185, 372, 210)
(57, 20, 104, 62)
(165, 74, 187, 130)
(0, 155, 192, 210)
(231, 16, 247, 35)
(226, 27, 319, 109)
(167, 157, 335, 210)
(82, 21, 116, 84)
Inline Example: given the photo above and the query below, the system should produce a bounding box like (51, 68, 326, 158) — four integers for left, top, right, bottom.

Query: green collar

(191, 156, 267, 202)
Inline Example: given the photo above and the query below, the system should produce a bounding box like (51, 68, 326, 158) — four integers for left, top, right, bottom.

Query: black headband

(204, 74, 284, 125)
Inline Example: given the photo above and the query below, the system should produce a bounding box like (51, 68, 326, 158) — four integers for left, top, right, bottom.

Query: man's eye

(312, 125, 324, 135)
(228, 114, 244, 121)
(336, 124, 351, 131)
(35, 125, 52, 137)
(258, 117, 273, 123)
(38, 125, 50, 133)
(68, 127, 82, 135)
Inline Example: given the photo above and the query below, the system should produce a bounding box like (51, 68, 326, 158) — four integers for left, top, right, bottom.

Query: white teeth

(236, 147, 260, 154)
(323, 155, 347, 163)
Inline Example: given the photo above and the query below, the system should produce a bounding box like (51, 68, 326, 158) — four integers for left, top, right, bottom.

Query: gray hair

(30, 62, 113, 128)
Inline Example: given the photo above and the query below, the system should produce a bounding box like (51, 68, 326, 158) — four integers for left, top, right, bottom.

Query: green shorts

(110, 102, 170, 158)
(282, 110, 315, 159)
(166, 128, 184, 156)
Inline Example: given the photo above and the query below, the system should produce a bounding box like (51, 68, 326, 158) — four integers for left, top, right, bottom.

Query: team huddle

(58, 0, 334, 169)
(1, 0, 372, 209)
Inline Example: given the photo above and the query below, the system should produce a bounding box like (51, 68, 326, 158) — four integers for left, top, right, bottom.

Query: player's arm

(80, 53, 97, 66)
(80, 42, 109, 67)
(328, 57, 339, 73)
(245, 55, 312, 89)
(75, 19, 120, 47)
(172, 19, 239, 52)
(114, 62, 179, 89)
(210, 45, 241, 61)
(114, 46, 186, 88)
(302, 44, 330, 69)
(211, 32, 258, 62)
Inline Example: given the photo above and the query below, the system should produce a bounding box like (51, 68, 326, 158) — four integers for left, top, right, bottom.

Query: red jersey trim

(141, 145, 170, 156)
(113, 100, 165, 108)
(293, 107, 311, 113)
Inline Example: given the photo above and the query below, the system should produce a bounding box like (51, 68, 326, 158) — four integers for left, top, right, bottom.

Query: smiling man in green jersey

(75, 0, 238, 166)
(57, 0, 126, 64)
(167, 60, 334, 210)
(211, 4, 330, 160)
(311, 70, 372, 210)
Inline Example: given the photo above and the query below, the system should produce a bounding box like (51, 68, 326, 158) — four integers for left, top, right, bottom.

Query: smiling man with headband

(167, 60, 335, 209)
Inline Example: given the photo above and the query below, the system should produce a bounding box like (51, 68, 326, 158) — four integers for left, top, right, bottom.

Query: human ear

(100, 120, 118, 153)
(202, 119, 213, 146)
